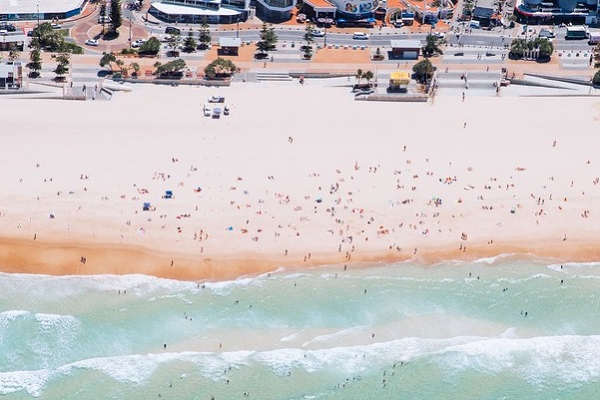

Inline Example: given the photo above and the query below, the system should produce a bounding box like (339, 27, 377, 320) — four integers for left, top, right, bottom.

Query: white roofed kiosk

(218, 37, 241, 55)
(390, 39, 421, 60)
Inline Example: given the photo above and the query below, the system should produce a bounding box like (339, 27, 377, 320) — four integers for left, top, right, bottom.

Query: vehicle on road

(208, 95, 225, 103)
(0, 30, 7, 35)
(589, 31, 600, 44)
(539, 28, 555, 38)
(85, 39, 99, 46)
(0, 24, 16, 32)
(566, 26, 588, 40)
(165, 26, 181, 35)
(312, 30, 325, 37)
(352, 32, 369, 40)
(51, 23, 62, 29)
(203, 104, 211, 117)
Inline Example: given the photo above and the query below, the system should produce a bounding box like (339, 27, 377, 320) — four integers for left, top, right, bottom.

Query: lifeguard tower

(388, 70, 410, 92)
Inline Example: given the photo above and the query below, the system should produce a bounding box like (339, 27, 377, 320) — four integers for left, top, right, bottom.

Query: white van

(469, 21, 480, 29)
(352, 32, 369, 40)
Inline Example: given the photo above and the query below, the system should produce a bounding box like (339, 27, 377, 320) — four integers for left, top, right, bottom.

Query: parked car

(0, 24, 16, 32)
(312, 29, 325, 37)
(131, 39, 146, 48)
(85, 39, 99, 46)
(165, 26, 181, 35)
(51, 23, 62, 29)
(208, 95, 225, 103)
(212, 108, 222, 119)
(98, 16, 111, 23)
(224, 106, 230, 116)
(352, 32, 369, 40)
(203, 104, 211, 117)
(539, 28, 555, 38)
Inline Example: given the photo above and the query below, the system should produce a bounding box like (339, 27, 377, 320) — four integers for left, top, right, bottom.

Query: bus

(566, 26, 588, 40)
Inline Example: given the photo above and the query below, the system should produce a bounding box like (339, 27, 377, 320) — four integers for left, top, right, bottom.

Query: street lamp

(36, 2, 40, 29)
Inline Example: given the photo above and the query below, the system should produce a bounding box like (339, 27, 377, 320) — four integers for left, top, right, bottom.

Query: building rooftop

(304, 0, 337, 10)
(0, 0, 85, 14)
(219, 37, 241, 47)
(474, 0, 497, 11)
(390, 39, 422, 48)
(152, 2, 240, 16)
(0, 33, 27, 42)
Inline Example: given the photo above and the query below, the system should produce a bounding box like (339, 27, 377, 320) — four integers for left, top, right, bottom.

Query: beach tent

(165, 190, 173, 199)
(143, 202, 151, 211)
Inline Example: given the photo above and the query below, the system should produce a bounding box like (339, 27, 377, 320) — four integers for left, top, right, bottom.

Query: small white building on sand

(0, 62, 23, 89)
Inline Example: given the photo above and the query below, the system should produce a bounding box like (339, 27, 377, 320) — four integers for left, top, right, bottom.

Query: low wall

(356, 94, 428, 102)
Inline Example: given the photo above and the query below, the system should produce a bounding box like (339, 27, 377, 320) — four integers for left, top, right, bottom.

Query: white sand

(1, 80, 600, 278)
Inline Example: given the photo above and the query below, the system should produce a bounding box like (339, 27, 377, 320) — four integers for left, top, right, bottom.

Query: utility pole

(129, 15, 132, 49)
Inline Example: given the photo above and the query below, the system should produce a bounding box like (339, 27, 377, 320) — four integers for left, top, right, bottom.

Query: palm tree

(363, 70, 374, 86)
(356, 68, 363, 84)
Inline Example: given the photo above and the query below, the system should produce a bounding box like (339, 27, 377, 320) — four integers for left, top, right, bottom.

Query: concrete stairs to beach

(254, 72, 293, 82)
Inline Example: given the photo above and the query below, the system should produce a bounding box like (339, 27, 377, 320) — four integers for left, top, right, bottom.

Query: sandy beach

(1, 80, 600, 280)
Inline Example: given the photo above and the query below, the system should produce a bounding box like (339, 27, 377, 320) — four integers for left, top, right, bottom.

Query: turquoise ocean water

(2, 255, 600, 399)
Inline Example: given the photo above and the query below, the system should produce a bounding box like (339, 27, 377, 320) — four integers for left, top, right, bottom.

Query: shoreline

(2, 236, 600, 281)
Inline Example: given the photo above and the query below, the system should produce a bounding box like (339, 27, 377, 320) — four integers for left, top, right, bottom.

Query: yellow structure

(389, 70, 410, 91)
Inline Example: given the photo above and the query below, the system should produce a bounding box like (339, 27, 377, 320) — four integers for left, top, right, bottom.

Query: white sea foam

(35, 313, 80, 334)
(4, 334, 600, 397)
(66, 354, 160, 384)
(0, 271, 268, 298)
(205, 276, 263, 296)
(0, 310, 29, 343)
(0, 272, 195, 296)
(546, 261, 600, 272)
(301, 326, 366, 347)
(281, 330, 303, 342)
(473, 253, 518, 265)
(0, 311, 80, 347)
(436, 335, 600, 385)
(0, 369, 52, 397)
